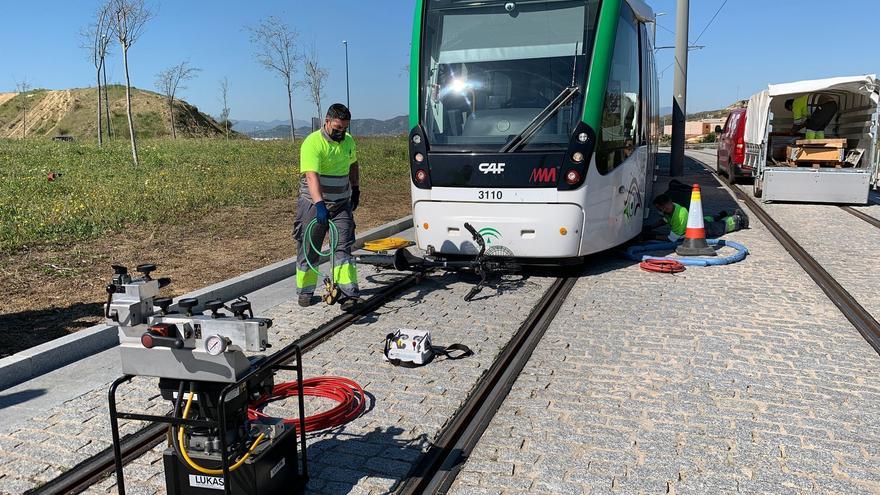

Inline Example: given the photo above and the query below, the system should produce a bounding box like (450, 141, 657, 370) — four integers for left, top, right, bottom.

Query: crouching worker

(294, 103, 362, 311)
(649, 194, 748, 241)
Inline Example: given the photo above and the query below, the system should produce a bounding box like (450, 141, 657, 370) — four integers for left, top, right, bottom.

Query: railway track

(33, 271, 578, 495)
(398, 276, 576, 494)
(840, 205, 880, 229)
(688, 153, 880, 356)
(28, 272, 423, 495)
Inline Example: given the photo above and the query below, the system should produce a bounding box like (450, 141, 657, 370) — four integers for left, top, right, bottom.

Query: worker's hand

(350, 187, 360, 211)
(315, 201, 329, 226)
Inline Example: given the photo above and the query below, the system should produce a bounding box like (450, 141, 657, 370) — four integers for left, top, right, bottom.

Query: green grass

(0, 136, 409, 252)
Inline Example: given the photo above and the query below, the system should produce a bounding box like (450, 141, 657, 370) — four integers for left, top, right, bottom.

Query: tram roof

(625, 0, 655, 23)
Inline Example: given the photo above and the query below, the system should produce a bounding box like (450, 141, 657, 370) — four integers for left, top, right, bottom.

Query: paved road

(449, 154, 880, 494)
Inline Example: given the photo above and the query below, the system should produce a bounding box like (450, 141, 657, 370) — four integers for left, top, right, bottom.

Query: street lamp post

(342, 40, 350, 108)
(343, 40, 352, 134)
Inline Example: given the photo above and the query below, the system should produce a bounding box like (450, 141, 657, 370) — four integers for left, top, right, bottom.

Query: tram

(408, 0, 660, 262)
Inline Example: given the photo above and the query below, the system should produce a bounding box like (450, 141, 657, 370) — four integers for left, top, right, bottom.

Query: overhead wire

(692, 0, 730, 45)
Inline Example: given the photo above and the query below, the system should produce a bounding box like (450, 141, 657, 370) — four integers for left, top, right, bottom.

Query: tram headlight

(571, 151, 584, 163)
(412, 134, 422, 145)
(565, 170, 580, 185)
(415, 169, 428, 184)
(577, 132, 589, 143)
(414, 152, 424, 163)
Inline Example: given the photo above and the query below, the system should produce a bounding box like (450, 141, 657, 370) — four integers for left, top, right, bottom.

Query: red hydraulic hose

(248, 376, 366, 433)
(640, 259, 686, 274)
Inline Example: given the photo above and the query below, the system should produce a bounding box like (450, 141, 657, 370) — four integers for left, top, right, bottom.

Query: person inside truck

(785, 94, 838, 140)
(647, 194, 749, 241)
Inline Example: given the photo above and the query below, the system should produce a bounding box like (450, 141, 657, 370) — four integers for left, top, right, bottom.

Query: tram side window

(595, 6, 640, 175)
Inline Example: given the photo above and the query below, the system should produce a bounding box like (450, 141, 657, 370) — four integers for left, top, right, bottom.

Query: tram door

(593, 4, 645, 241)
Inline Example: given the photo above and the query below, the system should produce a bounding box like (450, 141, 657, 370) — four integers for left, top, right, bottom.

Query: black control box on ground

(162, 426, 305, 495)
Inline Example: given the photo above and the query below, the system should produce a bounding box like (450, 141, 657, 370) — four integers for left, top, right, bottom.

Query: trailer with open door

(743, 75, 879, 204)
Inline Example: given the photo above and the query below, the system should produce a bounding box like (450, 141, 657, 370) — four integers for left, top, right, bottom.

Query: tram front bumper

(413, 201, 584, 258)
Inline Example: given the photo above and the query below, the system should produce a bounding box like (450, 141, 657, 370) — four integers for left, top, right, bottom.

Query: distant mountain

(231, 118, 309, 133)
(250, 115, 408, 139)
(660, 99, 749, 120)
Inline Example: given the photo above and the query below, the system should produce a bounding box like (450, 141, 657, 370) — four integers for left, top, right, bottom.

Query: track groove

(398, 276, 577, 494)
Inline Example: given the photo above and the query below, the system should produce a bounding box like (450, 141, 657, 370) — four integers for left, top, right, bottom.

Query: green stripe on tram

(582, 0, 621, 128)
(409, 0, 425, 130)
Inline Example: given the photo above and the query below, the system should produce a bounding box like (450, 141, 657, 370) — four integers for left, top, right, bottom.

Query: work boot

(298, 294, 315, 307)
(340, 296, 364, 313)
(734, 209, 749, 229)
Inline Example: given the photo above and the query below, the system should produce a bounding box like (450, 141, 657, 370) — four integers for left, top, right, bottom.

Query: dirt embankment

(0, 90, 74, 138)
(0, 92, 16, 107)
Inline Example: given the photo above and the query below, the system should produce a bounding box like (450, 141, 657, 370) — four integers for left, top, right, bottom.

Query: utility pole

(670, 0, 689, 177)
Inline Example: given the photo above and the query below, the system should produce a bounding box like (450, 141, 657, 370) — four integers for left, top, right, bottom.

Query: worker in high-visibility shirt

(785, 94, 838, 140)
(649, 194, 748, 241)
(294, 103, 361, 310)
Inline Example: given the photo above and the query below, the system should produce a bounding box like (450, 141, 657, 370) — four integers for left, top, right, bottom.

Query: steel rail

(840, 206, 880, 229)
(688, 154, 880, 356)
(397, 276, 577, 494)
(28, 272, 422, 495)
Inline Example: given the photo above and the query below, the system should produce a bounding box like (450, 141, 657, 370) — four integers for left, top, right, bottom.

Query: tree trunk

(286, 79, 295, 141)
(168, 97, 176, 139)
(225, 120, 229, 141)
(103, 62, 112, 139)
(96, 68, 104, 146)
(122, 45, 139, 166)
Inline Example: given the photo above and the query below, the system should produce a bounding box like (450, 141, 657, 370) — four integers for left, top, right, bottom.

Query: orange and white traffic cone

(676, 183, 716, 257)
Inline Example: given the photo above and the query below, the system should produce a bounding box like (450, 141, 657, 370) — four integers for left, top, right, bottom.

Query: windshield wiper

(499, 85, 580, 153)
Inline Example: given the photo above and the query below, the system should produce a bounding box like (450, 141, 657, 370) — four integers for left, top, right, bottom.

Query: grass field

(0, 136, 409, 252)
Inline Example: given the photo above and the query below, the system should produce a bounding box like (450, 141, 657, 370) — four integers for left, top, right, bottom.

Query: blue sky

(0, 0, 877, 121)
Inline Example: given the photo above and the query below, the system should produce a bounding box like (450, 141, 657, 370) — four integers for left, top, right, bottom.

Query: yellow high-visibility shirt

(792, 95, 809, 123)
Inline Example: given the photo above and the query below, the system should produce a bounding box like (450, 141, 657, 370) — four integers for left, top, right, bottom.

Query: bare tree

(155, 61, 200, 139)
(249, 16, 300, 141)
(81, 3, 113, 145)
(302, 42, 328, 121)
(108, 0, 153, 165)
(219, 77, 231, 140)
(103, 43, 113, 139)
(14, 78, 32, 139)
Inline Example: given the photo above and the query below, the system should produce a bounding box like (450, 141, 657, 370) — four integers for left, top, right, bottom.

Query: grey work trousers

(292, 196, 358, 297)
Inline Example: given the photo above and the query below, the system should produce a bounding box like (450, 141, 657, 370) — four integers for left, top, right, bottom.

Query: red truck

(715, 108, 749, 184)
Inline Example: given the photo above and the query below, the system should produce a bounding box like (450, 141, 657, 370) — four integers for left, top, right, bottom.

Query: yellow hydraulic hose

(177, 390, 265, 475)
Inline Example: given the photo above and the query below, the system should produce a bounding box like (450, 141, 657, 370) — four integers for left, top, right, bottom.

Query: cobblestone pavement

(14, 267, 557, 494)
(0, 265, 406, 494)
(688, 150, 880, 326)
(449, 154, 880, 495)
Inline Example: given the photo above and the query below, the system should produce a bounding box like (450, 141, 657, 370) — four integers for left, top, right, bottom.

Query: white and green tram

(408, 0, 660, 262)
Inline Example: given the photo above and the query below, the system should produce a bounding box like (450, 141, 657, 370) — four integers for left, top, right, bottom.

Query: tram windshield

(420, 0, 599, 152)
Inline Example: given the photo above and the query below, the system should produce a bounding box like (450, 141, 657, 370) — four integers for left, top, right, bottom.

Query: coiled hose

(248, 376, 366, 433)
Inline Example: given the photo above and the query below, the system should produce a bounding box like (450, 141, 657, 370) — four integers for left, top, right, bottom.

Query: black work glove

(350, 186, 360, 211)
(315, 201, 329, 226)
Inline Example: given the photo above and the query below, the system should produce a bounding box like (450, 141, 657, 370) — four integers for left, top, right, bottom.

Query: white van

(743, 75, 879, 204)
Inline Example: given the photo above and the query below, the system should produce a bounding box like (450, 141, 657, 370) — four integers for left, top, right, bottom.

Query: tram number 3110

(477, 190, 503, 200)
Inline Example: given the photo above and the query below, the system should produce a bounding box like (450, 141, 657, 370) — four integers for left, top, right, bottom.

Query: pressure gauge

(204, 335, 228, 356)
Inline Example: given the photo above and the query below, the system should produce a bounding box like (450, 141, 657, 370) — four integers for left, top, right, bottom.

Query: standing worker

(785, 94, 838, 140)
(649, 194, 748, 241)
(294, 103, 362, 310)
